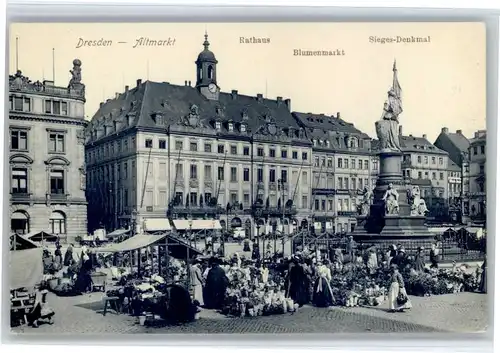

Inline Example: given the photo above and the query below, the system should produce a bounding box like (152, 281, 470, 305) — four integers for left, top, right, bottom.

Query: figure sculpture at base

(357, 187, 374, 216)
(382, 183, 400, 215)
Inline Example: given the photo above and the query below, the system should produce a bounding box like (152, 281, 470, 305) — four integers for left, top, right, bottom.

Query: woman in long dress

(413, 246, 426, 272)
(189, 259, 204, 307)
(312, 260, 334, 307)
(286, 257, 309, 307)
(388, 265, 412, 312)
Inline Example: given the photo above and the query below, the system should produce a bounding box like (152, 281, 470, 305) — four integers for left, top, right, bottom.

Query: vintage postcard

(7, 22, 487, 335)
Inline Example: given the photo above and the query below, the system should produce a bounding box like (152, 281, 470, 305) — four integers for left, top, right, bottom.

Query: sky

(9, 22, 486, 142)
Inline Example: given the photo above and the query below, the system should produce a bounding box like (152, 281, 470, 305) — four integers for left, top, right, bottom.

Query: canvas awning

(173, 219, 221, 230)
(143, 218, 172, 232)
(27, 231, 59, 242)
(99, 234, 166, 252)
(10, 233, 39, 251)
(106, 228, 130, 238)
(10, 248, 43, 290)
(427, 227, 458, 234)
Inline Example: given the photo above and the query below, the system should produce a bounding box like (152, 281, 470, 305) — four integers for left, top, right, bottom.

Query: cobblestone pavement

(10, 291, 487, 335)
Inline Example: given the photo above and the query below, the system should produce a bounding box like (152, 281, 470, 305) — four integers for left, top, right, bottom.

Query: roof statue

(375, 60, 402, 152)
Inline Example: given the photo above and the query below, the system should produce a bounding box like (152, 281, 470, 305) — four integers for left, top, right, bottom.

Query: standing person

(251, 240, 260, 261)
(63, 244, 74, 267)
(203, 257, 229, 310)
(479, 256, 487, 293)
(366, 248, 378, 274)
(346, 236, 356, 263)
(75, 253, 93, 293)
(430, 243, 439, 269)
(312, 259, 334, 307)
(388, 264, 412, 312)
(189, 259, 204, 307)
(286, 257, 309, 307)
(54, 244, 63, 266)
(413, 246, 426, 272)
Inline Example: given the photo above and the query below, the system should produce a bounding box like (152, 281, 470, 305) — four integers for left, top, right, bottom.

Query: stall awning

(100, 234, 166, 252)
(10, 234, 39, 251)
(106, 228, 130, 238)
(143, 218, 172, 232)
(427, 227, 459, 234)
(173, 219, 221, 230)
(27, 231, 59, 242)
(10, 248, 43, 290)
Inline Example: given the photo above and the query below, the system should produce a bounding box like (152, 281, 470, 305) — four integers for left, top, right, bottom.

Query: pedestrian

(479, 256, 487, 293)
(430, 243, 439, 269)
(312, 259, 334, 308)
(203, 257, 229, 310)
(189, 258, 204, 307)
(388, 264, 412, 312)
(413, 246, 426, 272)
(366, 248, 378, 274)
(63, 243, 74, 267)
(346, 236, 355, 262)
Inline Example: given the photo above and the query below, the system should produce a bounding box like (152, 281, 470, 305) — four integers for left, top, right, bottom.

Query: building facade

(292, 113, 372, 234)
(398, 127, 450, 220)
(8, 61, 88, 244)
(433, 127, 471, 223)
(85, 35, 313, 237)
(468, 130, 486, 224)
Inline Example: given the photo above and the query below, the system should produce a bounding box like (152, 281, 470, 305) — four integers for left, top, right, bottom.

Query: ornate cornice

(9, 112, 88, 127)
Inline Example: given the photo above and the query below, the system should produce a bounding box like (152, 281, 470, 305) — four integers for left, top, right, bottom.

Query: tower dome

(196, 32, 217, 64)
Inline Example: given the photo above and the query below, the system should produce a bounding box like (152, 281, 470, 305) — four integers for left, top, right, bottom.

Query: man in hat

(346, 236, 356, 262)
(203, 257, 229, 310)
(390, 246, 408, 270)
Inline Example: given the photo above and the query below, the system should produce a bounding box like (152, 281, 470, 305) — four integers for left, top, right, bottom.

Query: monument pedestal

(352, 149, 435, 249)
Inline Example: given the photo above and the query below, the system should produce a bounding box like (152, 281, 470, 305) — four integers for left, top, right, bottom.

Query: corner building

(8, 64, 88, 244)
(84, 35, 313, 236)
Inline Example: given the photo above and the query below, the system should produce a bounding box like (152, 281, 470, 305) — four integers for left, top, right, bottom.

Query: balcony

(10, 192, 33, 204)
(312, 188, 336, 196)
(337, 211, 358, 217)
(168, 204, 224, 217)
(46, 193, 70, 204)
(253, 206, 298, 218)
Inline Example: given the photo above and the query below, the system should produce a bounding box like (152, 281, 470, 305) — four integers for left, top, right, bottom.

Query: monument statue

(417, 199, 429, 216)
(407, 185, 429, 216)
(375, 60, 402, 151)
(357, 187, 374, 216)
(382, 183, 400, 215)
(69, 59, 82, 86)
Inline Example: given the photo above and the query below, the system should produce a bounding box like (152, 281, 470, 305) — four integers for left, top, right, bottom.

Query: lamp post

(186, 215, 193, 291)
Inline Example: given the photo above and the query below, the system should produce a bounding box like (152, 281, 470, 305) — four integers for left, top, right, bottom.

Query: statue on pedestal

(69, 59, 82, 87)
(357, 187, 373, 216)
(375, 60, 402, 152)
(382, 183, 399, 215)
(408, 185, 429, 216)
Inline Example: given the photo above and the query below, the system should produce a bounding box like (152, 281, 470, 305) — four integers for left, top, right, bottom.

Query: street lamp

(131, 209, 137, 236)
(186, 214, 193, 291)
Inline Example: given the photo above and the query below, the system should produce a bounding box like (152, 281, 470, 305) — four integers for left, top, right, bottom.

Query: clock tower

(195, 32, 219, 100)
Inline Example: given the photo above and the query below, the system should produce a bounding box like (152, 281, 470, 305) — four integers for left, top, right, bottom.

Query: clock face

(208, 83, 217, 93)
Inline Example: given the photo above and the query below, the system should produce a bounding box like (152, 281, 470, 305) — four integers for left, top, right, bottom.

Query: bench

(102, 296, 121, 316)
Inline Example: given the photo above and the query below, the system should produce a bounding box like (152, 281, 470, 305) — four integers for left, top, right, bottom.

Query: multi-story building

(8, 60, 88, 244)
(398, 127, 449, 220)
(447, 160, 462, 222)
(468, 130, 486, 224)
(84, 34, 313, 237)
(433, 127, 471, 223)
(292, 113, 372, 233)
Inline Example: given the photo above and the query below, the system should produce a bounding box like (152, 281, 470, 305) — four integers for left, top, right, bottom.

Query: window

(473, 146, 477, 155)
(243, 168, 250, 182)
(292, 151, 298, 159)
(241, 124, 246, 133)
(243, 193, 250, 206)
(337, 177, 343, 189)
(364, 160, 369, 170)
(425, 171, 429, 178)
(49, 212, 66, 235)
(243, 146, 250, 156)
(281, 150, 287, 159)
(190, 164, 197, 179)
(204, 143, 212, 153)
(481, 145, 485, 154)
(344, 158, 349, 168)
(358, 178, 363, 189)
(439, 172, 444, 180)
(61, 102, 68, 115)
(11, 168, 28, 194)
(302, 171, 307, 185)
(439, 157, 443, 165)
(218, 144, 225, 154)
(230, 167, 237, 182)
(175, 140, 183, 150)
(190, 142, 198, 152)
(53, 101, 61, 115)
(351, 178, 356, 189)
(358, 160, 363, 169)
(44, 100, 52, 113)
(479, 182, 484, 192)
(269, 149, 276, 158)
(327, 158, 333, 167)
(338, 159, 343, 168)
(230, 145, 237, 155)
(257, 147, 264, 157)
(204, 165, 212, 180)
(190, 192, 198, 206)
(351, 159, 356, 169)
(159, 139, 166, 149)
(10, 129, 28, 151)
(145, 138, 153, 148)
(50, 170, 65, 194)
(48, 132, 65, 153)
(314, 200, 320, 211)
(281, 169, 288, 183)
(228, 123, 234, 132)
(302, 152, 308, 160)
(175, 192, 183, 205)
(479, 165, 484, 174)
(364, 178, 369, 187)
(230, 192, 238, 204)
(417, 156, 422, 163)
(321, 157, 326, 167)
(314, 157, 319, 167)
(321, 200, 326, 211)
(328, 200, 333, 211)
(175, 163, 183, 178)
(204, 192, 212, 204)
(215, 121, 221, 130)
(424, 156, 428, 164)
(257, 168, 263, 182)
(218, 167, 224, 180)
(418, 171, 422, 179)
(302, 196, 308, 209)
(432, 172, 436, 180)
(269, 169, 276, 183)
(372, 160, 378, 171)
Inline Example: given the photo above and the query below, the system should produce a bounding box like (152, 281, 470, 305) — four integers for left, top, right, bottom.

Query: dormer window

(215, 121, 221, 130)
(103, 125, 108, 135)
(228, 122, 234, 132)
(326, 140, 330, 147)
(241, 124, 246, 133)
(313, 140, 317, 146)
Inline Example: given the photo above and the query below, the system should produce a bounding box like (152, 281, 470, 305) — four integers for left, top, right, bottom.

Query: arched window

(208, 65, 214, 80)
(198, 68, 203, 80)
(50, 211, 66, 235)
(11, 210, 29, 234)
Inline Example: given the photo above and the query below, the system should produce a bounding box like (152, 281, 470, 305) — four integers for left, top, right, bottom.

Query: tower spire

(203, 31, 210, 50)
